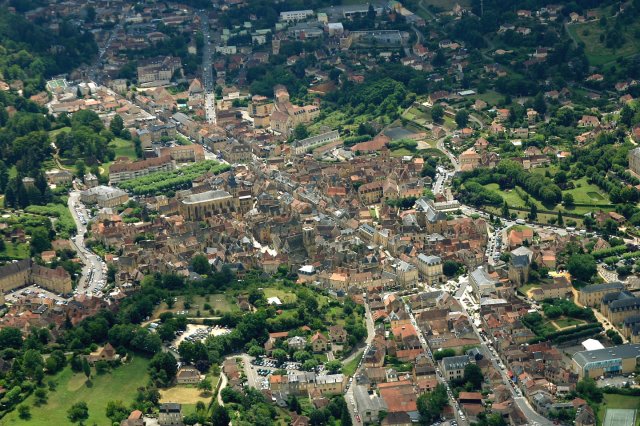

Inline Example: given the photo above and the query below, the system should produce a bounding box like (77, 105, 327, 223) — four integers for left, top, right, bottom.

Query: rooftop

(573, 344, 640, 368)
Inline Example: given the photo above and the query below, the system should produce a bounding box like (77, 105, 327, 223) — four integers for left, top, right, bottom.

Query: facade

(601, 291, 640, 325)
(630, 147, 640, 176)
(269, 85, 320, 135)
(508, 246, 532, 286)
(440, 355, 473, 381)
(279, 10, 314, 22)
(0, 259, 72, 295)
(572, 344, 640, 378)
(578, 282, 625, 307)
(137, 56, 182, 87)
(110, 157, 176, 184)
(470, 267, 498, 297)
(45, 169, 73, 185)
(248, 95, 274, 128)
(292, 130, 340, 155)
(179, 190, 240, 221)
(158, 403, 183, 426)
(80, 186, 129, 208)
(176, 367, 202, 384)
(159, 145, 205, 163)
(416, 254, 444, 285)
(269, 373, 346, 395)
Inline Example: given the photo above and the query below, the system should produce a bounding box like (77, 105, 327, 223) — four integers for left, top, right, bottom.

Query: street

(199, 10, 217, 125)
(67, 191, 106, 296)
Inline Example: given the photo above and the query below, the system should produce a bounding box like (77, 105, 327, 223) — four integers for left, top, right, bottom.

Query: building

(0, 259, 72, 295)
(280, 10, 314, 22)
(292, 130, 340, 155)
(311, 332, 329, 352)
(176, 366, 202, 384)
(628, 147, 640, 176)
(470, 267, 498, 297)
(440, 355, 473, 381)
(220, 141, 252, 163)
(109, 157, 175, 184)
(179, 190, 247, 221)
(578, 282, 625, 307)
(508, 246, 532, 286)
(529, 275, 573, 302)
(248, 95, 274, 128)
(572, 344, 640, 378)
(158, 403, 183, 426)
(269, 85, 320, 135)
(601, 291, 640, 325)
(80, 186, 129, 208)
(459, 148, 481, 171)
(416, 254, 445, 285)
(158, 145, 205, 163)
(269, 373, 346, 395)
(137, 56, 182, 87)
(45, 169, 73, 185)
(87, 343, 120, 364)
(353, 385, 387, 424)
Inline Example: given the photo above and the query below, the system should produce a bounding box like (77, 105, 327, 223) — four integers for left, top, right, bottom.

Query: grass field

(0, 242, 30, 260)
(598, 394, 640, 426)
(552, 317, 586, 330)
(342, 351, 364, 376)
(567, 19, 640, 65)
(2, 356, 150, 426)
(263, 288, 297, 304)
(152, 294, 238, 319)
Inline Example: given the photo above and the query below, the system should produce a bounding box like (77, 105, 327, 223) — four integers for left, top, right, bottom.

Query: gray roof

(353, 385, 387, 412)
(581, 282, 624, 294)
(471, 267, 497, 287)
(418, 254, 441, 265)
(441, 355, 471, 370)
(181, 190, 232, 205)
(573, 344, 640, 368)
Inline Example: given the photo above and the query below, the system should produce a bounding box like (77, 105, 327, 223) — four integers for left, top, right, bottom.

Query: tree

(463, 364, 484, 390)
(109, 115, 124, 137)
(106, 400, 129, 424)
(455, 109, 469, 128)
(272, 349, 288, 364)
(341, 408, 353, 426)
(501, 200, 509, 218)
(67, 402, 89, 424)
(211, 404, 230, 426)
(433, 348, 456, 360)
(443, 260, 461, 277)
(30, 227, 52, 255)
(563, 193, 575, 208)
(191, 254, 210, 275)
(197, 378, 212, 393)
(149, 352, 178, 381)
(34, 388, 48, 405)
(75, 159, 86, 179)
(293, 123, 309, 140)
(0, 327, 23, 349)
(567, 254, 597, 282)
(529, 203, 538, 221)
(288, 394, 302, 414)
(82, 358, 91, 381)
(18, 405, 31, 420)
(325, 360, 343, 374)
(533, 92, 547, 115)
(557, 210, 564, 226)
(431, 104, 444, 123)
(417, 384, 448, 424)
(576, 377, 603, 403)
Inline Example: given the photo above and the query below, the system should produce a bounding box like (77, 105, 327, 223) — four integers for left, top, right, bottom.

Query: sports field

(603, 408, 637, 426)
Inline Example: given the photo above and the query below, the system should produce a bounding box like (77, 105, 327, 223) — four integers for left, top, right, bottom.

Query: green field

(342, 351, 364, 376)
(553, 317, 586, 329)
(598, 394, 640, 426)
(0, 242, 29, 260)
(263, 288, 298, 304)
(152, 294, 238, 319)
(1, 356, 150, 426)
(567, 19, 640, 65)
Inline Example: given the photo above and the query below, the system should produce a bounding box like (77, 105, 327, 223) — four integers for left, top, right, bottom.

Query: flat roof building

(572, 343, 640, 378)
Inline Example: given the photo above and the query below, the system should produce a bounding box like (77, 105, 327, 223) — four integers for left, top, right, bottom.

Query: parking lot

(4, 285, 68, 305)
(168, 324, 231, 352)
(246, 357, 305, 390)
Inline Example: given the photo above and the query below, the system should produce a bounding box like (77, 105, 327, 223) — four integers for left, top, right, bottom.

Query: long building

(572, 344, 640, 378)
(109, 156, 175, 184)
(0, 259, 73, 295)
(578, 282, 625, 307)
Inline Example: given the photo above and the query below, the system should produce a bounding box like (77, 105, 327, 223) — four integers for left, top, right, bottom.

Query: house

(578, 115, 600, 128)
(87, 343, 119, 364)
(328, 326, 347, 344)
(311, 332, 329, 352)
(120, 410, 144, 426)
(158, 403, 183, 426)
(288, 335, 308, 351)
(440, 355, 473, 381)
(176, 366, 202, 384)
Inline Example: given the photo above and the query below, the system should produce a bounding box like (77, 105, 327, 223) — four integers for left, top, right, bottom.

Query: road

(67, 191, 105, 295)
(199, 10, 217, 125)
(436, 136, 460, 171)
(455, 288, 553, 426)
(343, 303, 376, 426)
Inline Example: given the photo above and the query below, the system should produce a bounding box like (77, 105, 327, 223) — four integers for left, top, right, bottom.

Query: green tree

(431, 104, 444, 123)
(529, 203, 538, 221)
(533, 92, 547, 115)
(288, 394, 302, 414)
(75, 159, 86, 179)
(109, 115, 124, 137)
(34, 388, 48, 405)
(18, 405, 31, 420)
(463, 364, 484, 390)
(67, 402, 89, 424)
(443, 260, 461, 277)
(501, 200, 510, 218)
(293, 123, 309, 140)
(567, 254, 597, 282)
(106, 400, 129, 424)
(82, 358, 91, 381)
(211, 404, 230, 426)
(455, 109, 469, 128)
(557, 210, 564, 226)
(417, 384, 448, 424)
(197, 378, 212, 393)
(0, 327, 23, 349)
(563, 193, 574, 208)
(30, 227, 52, 255)
(272, 348, 288, 364)
(191, 254, 210, 275)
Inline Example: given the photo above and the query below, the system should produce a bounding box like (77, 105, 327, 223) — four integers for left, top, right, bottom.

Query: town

(0, 0, 639, 426)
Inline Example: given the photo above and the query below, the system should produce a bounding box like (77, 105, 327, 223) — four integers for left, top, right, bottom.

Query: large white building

(279, 10, 314, 22)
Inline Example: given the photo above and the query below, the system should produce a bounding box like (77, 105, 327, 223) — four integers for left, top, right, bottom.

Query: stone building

(0, 259, 73, 295)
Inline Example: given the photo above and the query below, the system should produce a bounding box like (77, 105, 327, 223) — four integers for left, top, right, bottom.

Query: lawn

(567, 19, 640, 65)
(152, 294, 238, 319)
(342, 351, 364, 376)
(0, 242, 30, 260)
(2, 356, 150, 426)
(552, 317, 586, 330)
(263, 288, 297, 304)
(390, 147, 413, 157)
(597, 394, 640, 426)
(473, 90, 503, 106)
(563, 177, 611, 205)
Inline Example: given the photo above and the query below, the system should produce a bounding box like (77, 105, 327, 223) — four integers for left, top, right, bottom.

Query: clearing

(1, 356, 150, 426)
(598, 394, 640, 426)
(152, 294, 238, 319)
(567, 18, 640, 65)
(263, 288, 298, 304)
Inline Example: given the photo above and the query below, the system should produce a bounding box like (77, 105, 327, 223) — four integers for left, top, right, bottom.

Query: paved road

(68, 191, 105, 295)
(436, 136, 460, 171)
(456, 289, 553, 426)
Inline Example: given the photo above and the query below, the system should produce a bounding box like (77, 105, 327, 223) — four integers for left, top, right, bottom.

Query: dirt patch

(159, 386, 210, 405)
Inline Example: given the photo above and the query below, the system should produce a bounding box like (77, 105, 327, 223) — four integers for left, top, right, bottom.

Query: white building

(280, 10, 314, 22)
